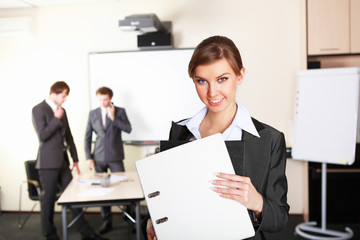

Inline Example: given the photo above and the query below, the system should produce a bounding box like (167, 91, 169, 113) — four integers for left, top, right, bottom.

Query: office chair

(0, 185, 2, 215)
(18, 160, 62, 229)
(18, 160, 41, 229)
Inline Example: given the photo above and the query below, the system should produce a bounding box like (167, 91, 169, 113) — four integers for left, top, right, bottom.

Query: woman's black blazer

(169, 117, 290, 240)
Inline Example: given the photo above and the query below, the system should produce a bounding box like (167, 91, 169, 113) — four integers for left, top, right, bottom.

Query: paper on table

(78, 187, 114, 197)
(110, 175, 129, 183)
(135, 133, 255, 240)
(77, 179, 101, 185)
(77, 175, 128, 185)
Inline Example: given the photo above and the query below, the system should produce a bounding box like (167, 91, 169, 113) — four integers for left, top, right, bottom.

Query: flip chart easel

(295, 162, 353, 239)
(292, 67, 360, 239)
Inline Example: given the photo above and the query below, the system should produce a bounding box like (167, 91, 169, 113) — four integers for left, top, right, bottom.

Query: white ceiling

(0, 0, 118, 9)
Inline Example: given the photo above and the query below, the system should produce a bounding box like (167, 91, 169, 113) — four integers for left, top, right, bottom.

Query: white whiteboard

(292, 67, 360, 165)
(88, 49, 204, 142)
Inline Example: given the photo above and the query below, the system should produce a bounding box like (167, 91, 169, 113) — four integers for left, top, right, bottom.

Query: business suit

(32, 100, 95, 239)
(85, 106, 131, 224)
(85, 106, 131, 164)
(168, 118, 289, 240)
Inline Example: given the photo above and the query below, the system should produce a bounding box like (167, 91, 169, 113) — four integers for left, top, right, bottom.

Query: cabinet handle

(319, 48, 339, 51)
(315, 169, 360, 173)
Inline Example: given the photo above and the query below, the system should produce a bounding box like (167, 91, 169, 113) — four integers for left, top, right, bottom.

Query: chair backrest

(24, 160, 40, 201)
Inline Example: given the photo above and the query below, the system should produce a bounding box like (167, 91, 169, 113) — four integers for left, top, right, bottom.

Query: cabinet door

(307, 0, 350, 55)
(351, 0, 360, 53)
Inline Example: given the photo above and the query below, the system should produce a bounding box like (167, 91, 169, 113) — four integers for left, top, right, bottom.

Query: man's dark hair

(50, 81, 70, 95)
(96, 87, 113, 98)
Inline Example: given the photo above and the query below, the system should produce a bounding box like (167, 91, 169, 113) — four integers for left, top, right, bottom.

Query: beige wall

(0, 0, 307, 214)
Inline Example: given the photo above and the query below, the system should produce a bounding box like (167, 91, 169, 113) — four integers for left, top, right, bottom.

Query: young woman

(146, 36, 289, 240)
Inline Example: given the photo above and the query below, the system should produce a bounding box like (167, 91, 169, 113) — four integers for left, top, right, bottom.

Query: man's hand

(54, 106, 64, 119)
(86, 159, 95, 170)
(72, 162, 81, 175)
(106, 102, 115, 121)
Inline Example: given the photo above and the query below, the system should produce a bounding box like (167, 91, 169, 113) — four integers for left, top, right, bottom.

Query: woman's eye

(218, 77, 228, 82)
(196, 79, 207, 84)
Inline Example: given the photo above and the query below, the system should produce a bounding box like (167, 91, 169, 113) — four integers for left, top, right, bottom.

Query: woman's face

(193, 58, 244, 114)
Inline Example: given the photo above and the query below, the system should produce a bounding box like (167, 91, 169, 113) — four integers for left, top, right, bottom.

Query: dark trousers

(38, 162, 94, 239)
(94, 161, 125, 223)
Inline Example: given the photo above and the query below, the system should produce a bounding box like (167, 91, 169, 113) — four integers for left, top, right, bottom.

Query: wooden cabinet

(307, 0, 360, 55)
(307, 0, 349, 55)
(351, 0, 360, 52)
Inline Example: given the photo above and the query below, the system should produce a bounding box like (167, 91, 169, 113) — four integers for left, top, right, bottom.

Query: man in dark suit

(85, 86, 132, 234)
(32, 81, 107, 240)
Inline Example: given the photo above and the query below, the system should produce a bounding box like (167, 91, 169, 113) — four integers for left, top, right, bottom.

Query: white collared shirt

(100, 106, 107, 127)
(178, 101, 260, 140)
(45, 98, 58, 113)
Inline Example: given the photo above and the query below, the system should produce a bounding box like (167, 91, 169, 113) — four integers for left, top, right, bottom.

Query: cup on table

(100, 173, 111, 187)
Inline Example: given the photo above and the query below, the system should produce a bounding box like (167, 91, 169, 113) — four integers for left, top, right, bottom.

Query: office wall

(0, 0, 307, 214)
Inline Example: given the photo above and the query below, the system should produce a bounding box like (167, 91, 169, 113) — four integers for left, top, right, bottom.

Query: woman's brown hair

(188, 36, 244, 79)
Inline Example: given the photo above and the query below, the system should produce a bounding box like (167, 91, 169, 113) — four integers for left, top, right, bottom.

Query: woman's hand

(146, 218, 157, 240)
(211, 172, 263, 216)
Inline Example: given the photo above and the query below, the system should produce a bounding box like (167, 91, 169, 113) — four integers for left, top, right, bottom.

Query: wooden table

(57, 172, 144, 240)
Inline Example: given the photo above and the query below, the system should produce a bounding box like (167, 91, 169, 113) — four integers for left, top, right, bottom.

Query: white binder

(135, 133, 255, 240)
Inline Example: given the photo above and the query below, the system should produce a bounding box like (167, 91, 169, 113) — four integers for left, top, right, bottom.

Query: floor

(0, 211, 359, 240)
(0, 211, 137, 240)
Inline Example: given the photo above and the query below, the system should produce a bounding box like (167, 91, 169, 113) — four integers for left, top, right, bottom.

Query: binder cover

(135, 133, 255, 240)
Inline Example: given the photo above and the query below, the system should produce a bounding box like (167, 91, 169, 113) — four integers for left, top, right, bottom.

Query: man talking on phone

(85, 86, 132, 234)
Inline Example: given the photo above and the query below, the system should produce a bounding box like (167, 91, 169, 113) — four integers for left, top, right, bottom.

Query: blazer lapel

(169, 121, 193, 141)
(42, 101, 66, 137)
(241, 121, 271, 189)
(42, 100, 54, 117)
(96, 108, 106, 130)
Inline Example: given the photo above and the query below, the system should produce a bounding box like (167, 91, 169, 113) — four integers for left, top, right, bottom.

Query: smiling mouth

(209, 98, 223, 105)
